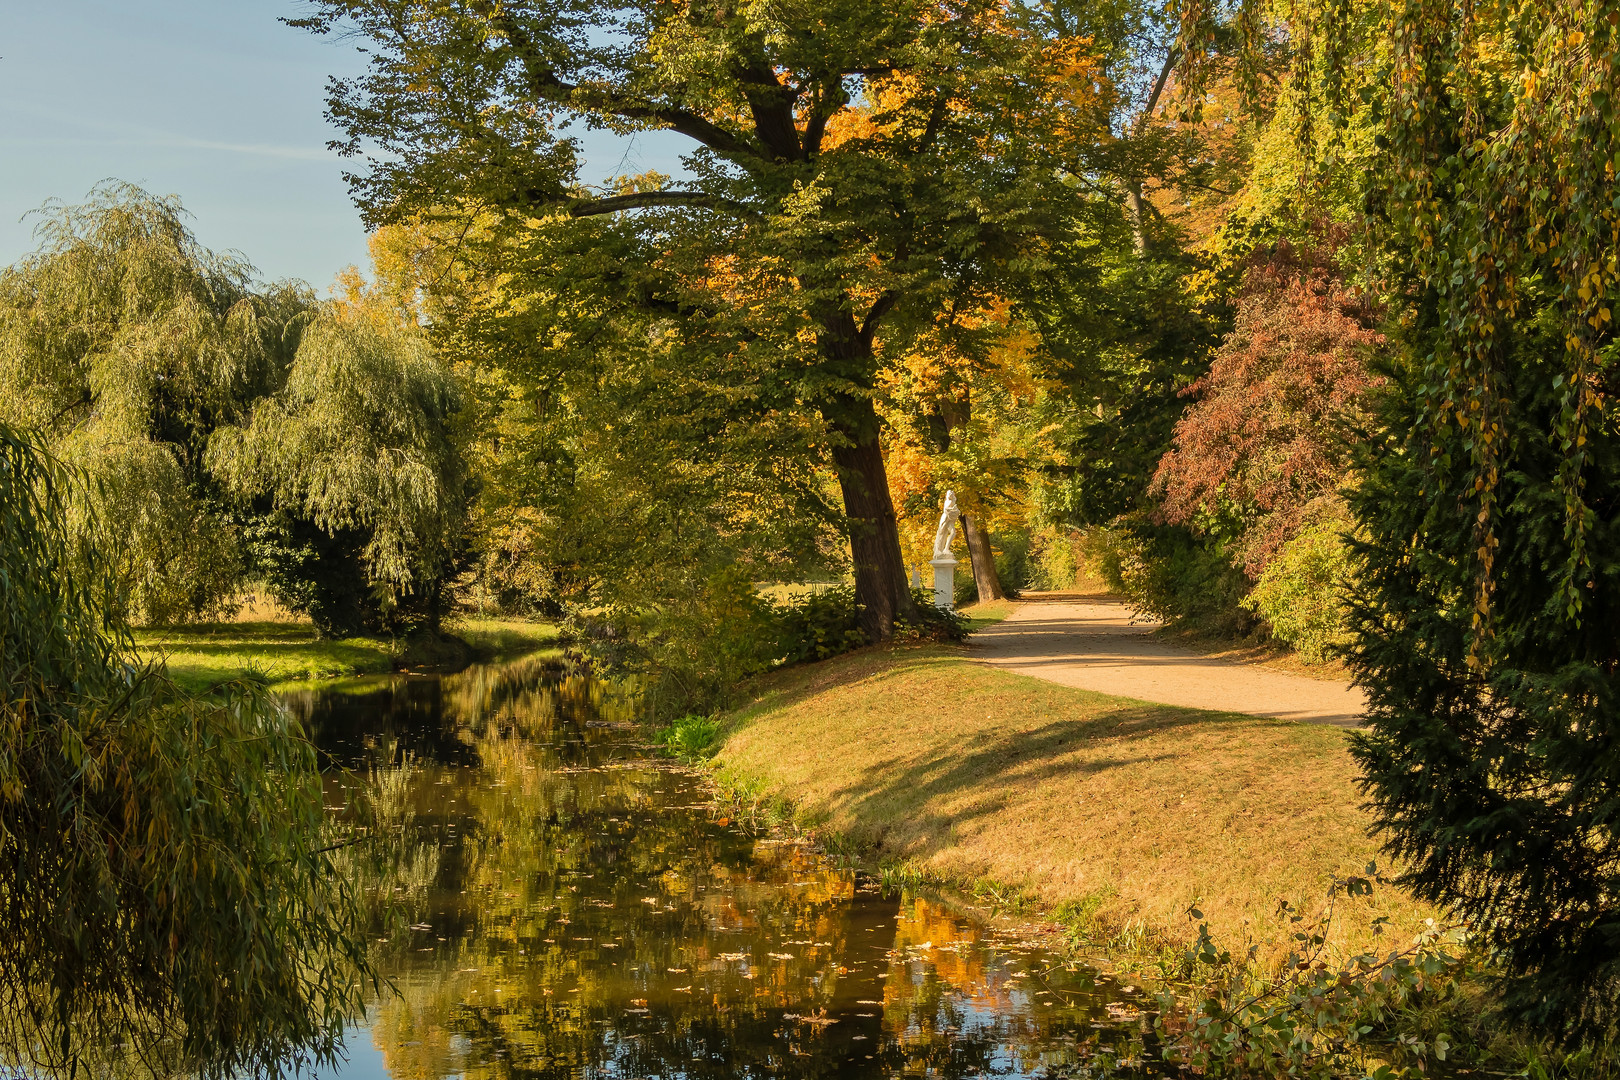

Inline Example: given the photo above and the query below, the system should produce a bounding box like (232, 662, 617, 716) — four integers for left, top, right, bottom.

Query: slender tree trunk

(962, 514, 1006, 601)
(1125, 185, 1148, 254)
(1124, 48, 1178, 256)
(427, 578, 443, 635)
(829, 396, 918, 641)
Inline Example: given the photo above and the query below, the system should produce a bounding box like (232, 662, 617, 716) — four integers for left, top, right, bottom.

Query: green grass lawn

(135, 617, 559, 694)
(716, 636, 1433, 965)
(958, 598, 1015, 630)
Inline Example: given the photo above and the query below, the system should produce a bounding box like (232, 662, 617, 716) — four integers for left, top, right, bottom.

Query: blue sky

(0, 1, 686, 288)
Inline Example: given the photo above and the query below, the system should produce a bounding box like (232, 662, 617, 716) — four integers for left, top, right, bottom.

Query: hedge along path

(969, 593, 1366, 728)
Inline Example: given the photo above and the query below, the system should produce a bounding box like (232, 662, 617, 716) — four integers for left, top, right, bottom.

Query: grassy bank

(135, 617, 560, 693)
(713, 634, 1432, 965)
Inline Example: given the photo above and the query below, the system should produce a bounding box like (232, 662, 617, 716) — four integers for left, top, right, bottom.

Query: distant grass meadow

(135, 617, 559, 693)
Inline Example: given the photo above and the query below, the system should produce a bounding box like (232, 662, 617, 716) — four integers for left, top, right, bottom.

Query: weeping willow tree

(0, 182, 312, 624)
(209, 299, 472, 636)
(0, 423, 374, 1076)
(1177, 0, 1620, 1038)
(0, 184, 473, 636)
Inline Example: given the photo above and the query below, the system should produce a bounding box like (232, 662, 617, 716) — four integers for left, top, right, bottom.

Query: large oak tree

(295, 0, 1105, 638)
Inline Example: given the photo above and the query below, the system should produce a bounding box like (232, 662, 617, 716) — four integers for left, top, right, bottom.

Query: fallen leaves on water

(782, 1009, 838, 1027)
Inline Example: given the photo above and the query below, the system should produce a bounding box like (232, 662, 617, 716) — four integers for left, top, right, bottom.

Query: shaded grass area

(957, 599, 1016, 630)
(135, 618, 559, 693)
(716, 640, 1433, 965)
(454, 617, 563, 660)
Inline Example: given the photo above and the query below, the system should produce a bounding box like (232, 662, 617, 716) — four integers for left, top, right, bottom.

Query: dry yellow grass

(718, 642, 1436, 965)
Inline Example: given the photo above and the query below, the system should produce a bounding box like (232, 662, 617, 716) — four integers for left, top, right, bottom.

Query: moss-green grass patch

(136, 617, 559, 693)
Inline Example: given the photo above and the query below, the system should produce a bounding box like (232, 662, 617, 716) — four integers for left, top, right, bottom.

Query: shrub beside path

(969, 592, 1366, 728)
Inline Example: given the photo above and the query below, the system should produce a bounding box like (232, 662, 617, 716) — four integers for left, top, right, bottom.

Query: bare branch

(1135, 47, 1182, 137)
(567, 191, 750, 218)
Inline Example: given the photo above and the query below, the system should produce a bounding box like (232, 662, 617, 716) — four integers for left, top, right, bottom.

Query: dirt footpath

(969, 594, 1366, 727)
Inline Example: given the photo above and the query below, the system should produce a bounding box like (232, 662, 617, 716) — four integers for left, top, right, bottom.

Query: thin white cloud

(0, 102, 337, 161)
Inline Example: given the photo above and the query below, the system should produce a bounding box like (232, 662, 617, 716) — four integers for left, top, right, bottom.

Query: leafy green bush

(992, 529, 1032, 593)
(655, 714, 723, 761)
(773, 584, 868, 664)
(614, 565, 784, 721)
(1243, 513, 1353, 663)
(953, 570, 982, 606)
(574, 578, 966, 725)
(1156, 871, 1467, 1079)
(1085, 521, 1258, 636)
(895, 585, 971, 642)
(1028, 524, 1086, 591)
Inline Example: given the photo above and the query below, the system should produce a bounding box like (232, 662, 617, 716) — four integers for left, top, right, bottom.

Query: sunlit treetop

(296, 0, 1133, 638)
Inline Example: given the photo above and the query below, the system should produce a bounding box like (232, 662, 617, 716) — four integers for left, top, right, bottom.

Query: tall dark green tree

(1185, 0, 1620, 1035)
(293, 0, 1111, 639)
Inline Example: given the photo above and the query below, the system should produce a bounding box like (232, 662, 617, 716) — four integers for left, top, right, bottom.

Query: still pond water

(286, 657, 1151, 1079)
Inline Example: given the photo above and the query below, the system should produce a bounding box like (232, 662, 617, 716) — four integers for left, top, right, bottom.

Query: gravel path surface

(969, 593, 1366, 727)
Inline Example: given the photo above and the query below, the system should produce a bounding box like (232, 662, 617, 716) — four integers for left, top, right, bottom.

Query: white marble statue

(932, 489, 961, 561)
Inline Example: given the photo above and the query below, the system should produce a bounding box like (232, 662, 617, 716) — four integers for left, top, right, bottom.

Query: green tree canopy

(294, 0, 1115, 638)
(0, 182, 309, 623)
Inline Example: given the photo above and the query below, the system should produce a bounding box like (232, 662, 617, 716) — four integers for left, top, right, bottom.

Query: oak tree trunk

(962, 514, 1006, 601)
(829, 396, 918, 641)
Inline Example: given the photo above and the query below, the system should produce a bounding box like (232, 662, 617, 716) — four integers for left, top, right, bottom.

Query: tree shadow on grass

(742, 645, 1289, 866)
(827, 707, 1240, 858)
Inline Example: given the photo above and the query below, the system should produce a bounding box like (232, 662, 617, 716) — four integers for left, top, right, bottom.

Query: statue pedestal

(930, 556, 957, 611)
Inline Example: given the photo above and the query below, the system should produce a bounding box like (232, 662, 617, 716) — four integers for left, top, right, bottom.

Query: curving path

(969, 593, 1366, 727)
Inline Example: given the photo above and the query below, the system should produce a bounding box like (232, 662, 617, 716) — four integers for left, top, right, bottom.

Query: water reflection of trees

(301, 660, 1134, 1079)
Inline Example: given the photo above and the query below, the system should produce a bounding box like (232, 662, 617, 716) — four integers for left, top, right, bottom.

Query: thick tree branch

(914, 91, 951, 155)
(492, 15, 758, 159)
(859, 290, 901, 343)
(568, 191, 749, 217)
(578, 91, 759, 158)
(1135, 47, 1181, 137)
(735, 50, 805, 161)
(1126, 48, 1182, 253)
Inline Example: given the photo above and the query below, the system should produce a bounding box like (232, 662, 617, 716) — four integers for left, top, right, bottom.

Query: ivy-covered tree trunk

(963, 515, 1006, 601)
